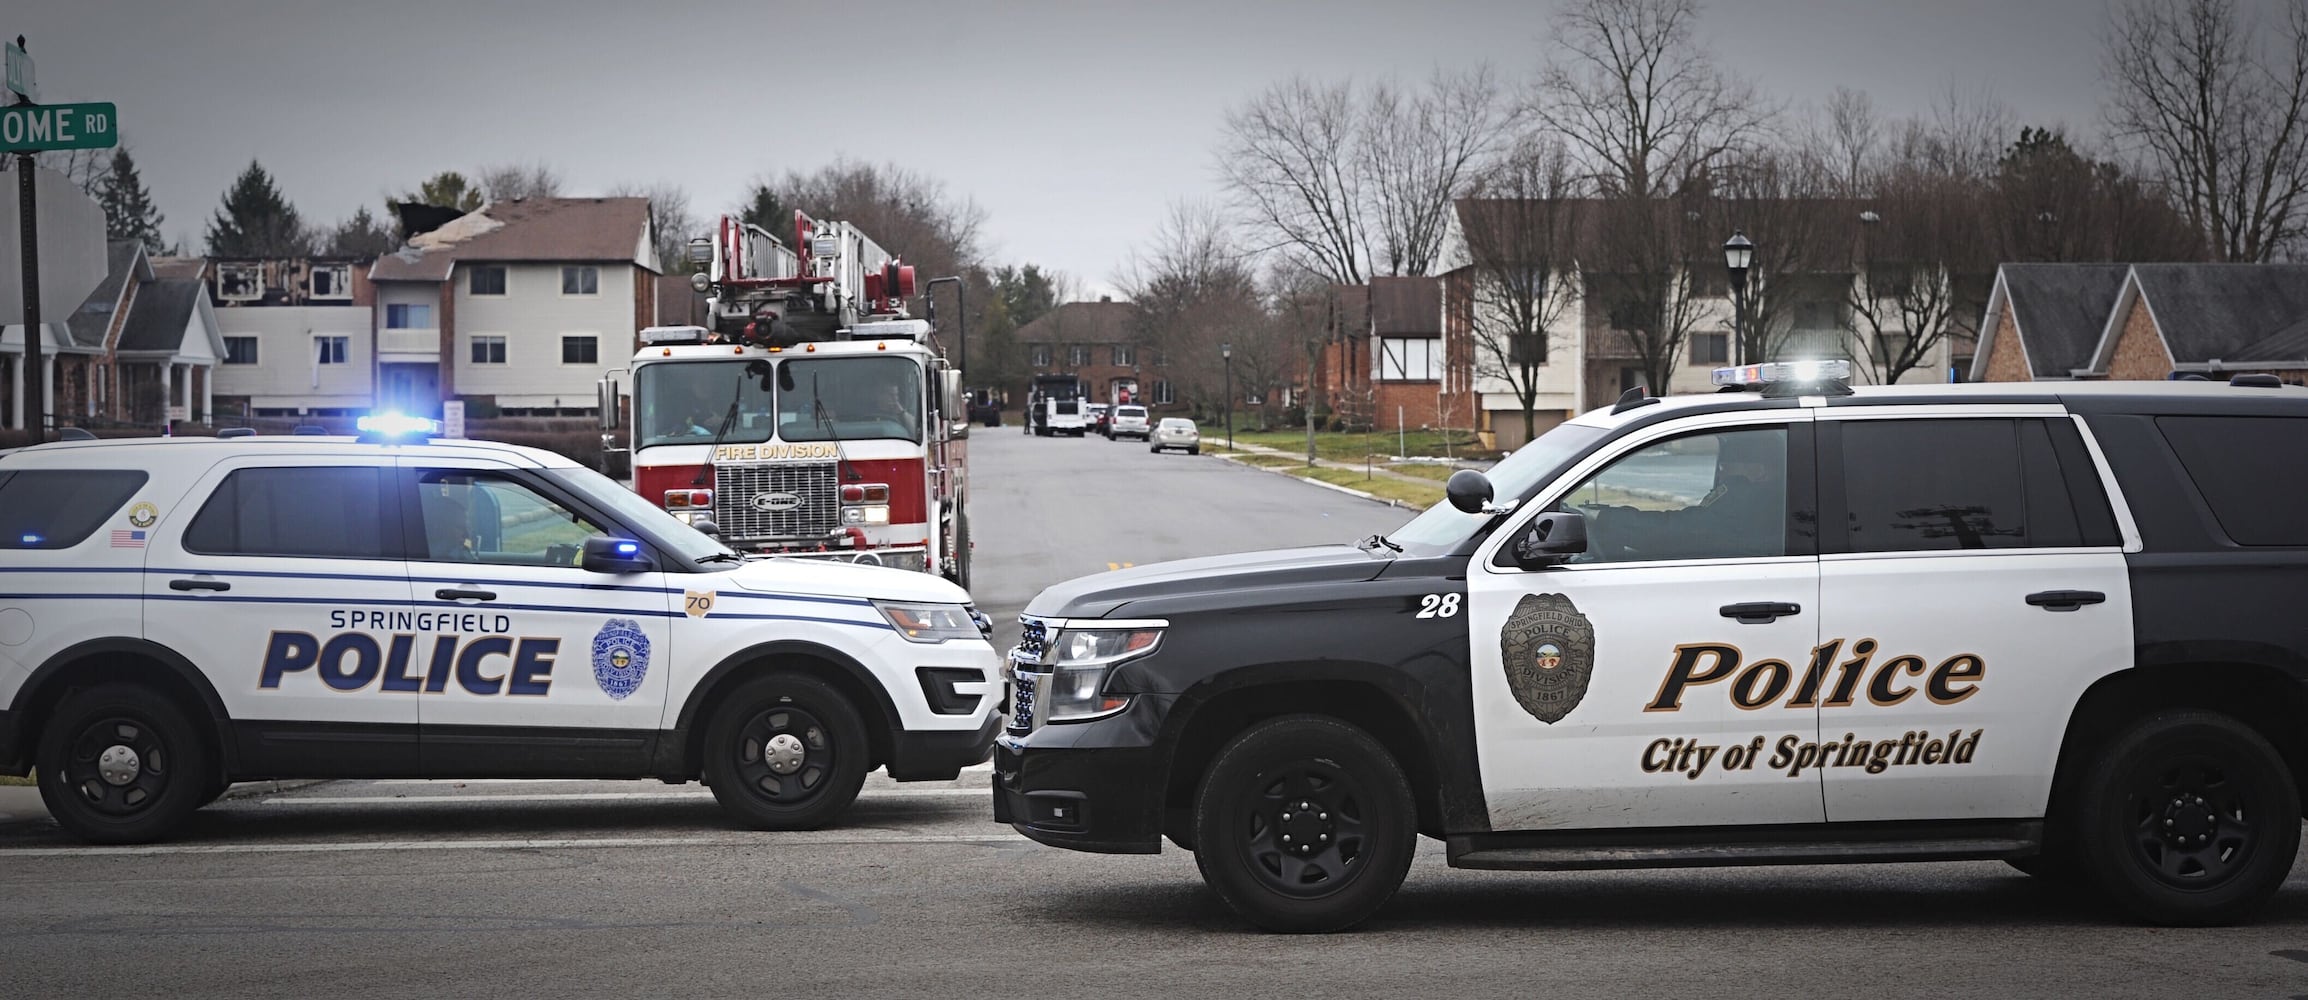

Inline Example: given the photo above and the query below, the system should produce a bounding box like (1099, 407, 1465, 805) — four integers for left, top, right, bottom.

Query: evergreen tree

(325, 206, 397, 257)
(95, 147, 166, 253)
(407, 171, 483, 213)
(738, 182, 789, 234)
(206, 160, 312, 257)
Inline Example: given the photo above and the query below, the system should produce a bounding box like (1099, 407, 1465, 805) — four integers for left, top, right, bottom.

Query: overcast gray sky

(20, 0, 2126, 295)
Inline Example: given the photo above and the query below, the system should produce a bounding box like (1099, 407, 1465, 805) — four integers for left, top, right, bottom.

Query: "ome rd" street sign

(0, 102, 117, 153)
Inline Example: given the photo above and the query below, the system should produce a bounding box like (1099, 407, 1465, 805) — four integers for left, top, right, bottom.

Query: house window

(216, 263, 262, 302)
(309, 264, 352, 300)
(1152, 380, 1175, 405)
(223, 336, 259, 365)
(469, 266, 508, 296)
(1794, 300, 1846, 330)
(1510, 333, 1548, 366)
(561, 266, 600, 296)
(1690, 332, 1729, 365)
(385, 303, 433, 329)
(561, 335, 599, 365)
(471, 335, 508, 365)
(1068, 345, 1091, 366)
(1112, 344, 1135, 366)
(1030, 344, 1052, 367)
(315, 336, 349, 365)
(1374, 337, 1439, 381)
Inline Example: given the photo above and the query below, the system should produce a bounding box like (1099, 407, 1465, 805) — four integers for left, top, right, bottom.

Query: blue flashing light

(355, 413, 440, 437)
(20, 534, 41, 545)
(613, 541, 640, 556)
(1711, 359, 1853, 388)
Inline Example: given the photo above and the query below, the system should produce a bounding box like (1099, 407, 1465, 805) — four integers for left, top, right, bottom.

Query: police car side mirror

(581, 535, 654, 574)
(1447, 469, 1493, 514)
(1511, 511, 1587, 570)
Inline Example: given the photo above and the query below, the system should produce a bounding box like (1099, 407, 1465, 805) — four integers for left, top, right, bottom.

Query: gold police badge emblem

(1499, 592, 1596, 724)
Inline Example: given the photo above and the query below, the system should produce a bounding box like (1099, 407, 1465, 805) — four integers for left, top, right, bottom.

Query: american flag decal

(110, 530, 147, 548)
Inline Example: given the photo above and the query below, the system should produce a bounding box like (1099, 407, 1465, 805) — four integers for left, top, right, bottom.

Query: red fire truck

(600, 212, 971, 586)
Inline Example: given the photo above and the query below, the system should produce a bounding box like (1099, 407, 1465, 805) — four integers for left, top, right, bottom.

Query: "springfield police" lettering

(261, 630, 561, 696)
(1646, 638, 1985, 712)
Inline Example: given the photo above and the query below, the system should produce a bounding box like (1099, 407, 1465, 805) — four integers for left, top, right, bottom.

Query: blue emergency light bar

(1711, 360, 1853, 388)
(354, 413, 440, 438)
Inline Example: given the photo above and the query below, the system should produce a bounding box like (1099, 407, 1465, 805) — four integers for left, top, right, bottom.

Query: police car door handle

(2026, 590, 2106, 611)
(435, 587, 497, 602)
(1719, 601, 1800, 624)
(168, 578, 231, 593)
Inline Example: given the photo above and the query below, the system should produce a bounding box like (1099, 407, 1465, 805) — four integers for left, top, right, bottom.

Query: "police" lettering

(1644, 639, 1985, 713)
(261, 630, 560, 696)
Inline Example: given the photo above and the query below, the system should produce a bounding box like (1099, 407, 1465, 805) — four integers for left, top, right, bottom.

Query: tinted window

(0, 470, 150, 549)
(184, 467, 391, 559)
(414, 470, 603, 567)
(1840, 420, 2028, 552)
(2158, 416, 2308, 545)
(1550, 426, 1791, 563)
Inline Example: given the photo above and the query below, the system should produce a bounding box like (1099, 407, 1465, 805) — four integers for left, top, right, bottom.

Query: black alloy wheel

(703, 674, 869, 830)
(2074, 710, 2298, 926)
(37, 683, 215, 844)
(1193, 716, 1416, 933)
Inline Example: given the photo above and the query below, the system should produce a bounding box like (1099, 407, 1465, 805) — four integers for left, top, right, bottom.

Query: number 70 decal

(1416, 593, 1461, 619)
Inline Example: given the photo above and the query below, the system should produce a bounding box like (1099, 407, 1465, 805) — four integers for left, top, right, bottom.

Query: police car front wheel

(36, 683, 217, 844)
(1191, 716, 1417, 933)
(702, 674, 870, 831)
(2074, 710, 2299, 926)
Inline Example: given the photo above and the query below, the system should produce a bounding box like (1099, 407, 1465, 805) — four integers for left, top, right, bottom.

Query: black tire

(36, 683, 216, 844)
(952, 506, 972, 591)
(1189, 446, 1201, 455)
(1191, 715, 1417, 933)
(2071, 710, 2299, 926)
(196, 776, 230, 809)
(1150, 444, 1162, 453)
(702, 674, 871, 831)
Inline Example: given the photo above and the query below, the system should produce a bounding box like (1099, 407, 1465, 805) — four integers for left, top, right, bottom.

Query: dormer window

(310, 263, 352, 300)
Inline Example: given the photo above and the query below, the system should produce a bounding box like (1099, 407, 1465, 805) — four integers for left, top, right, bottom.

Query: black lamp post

(1221, 341, 1234, 451)
(1723, 230, 1755, 367)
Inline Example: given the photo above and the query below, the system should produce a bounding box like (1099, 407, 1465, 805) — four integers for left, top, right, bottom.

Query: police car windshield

(538, 466, 737, 566)
(638, 361, 775, 449)
(1386, 423, 1607, 553)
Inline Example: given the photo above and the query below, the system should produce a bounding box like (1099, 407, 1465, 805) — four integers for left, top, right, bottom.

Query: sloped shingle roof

(370, 197, 654, 283)
(1014, 300, 1133, 343)
(1369, 276, 1440, 335)
(67, 240, 147, 349)
(117, 278, 205, 353)
(2130, 264, 2308, 365)
(2002, 264, 2130, 377)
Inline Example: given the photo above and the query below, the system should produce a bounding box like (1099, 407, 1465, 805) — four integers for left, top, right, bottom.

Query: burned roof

(2000, 264, 2131, 377)
(370, 197, 654, 283)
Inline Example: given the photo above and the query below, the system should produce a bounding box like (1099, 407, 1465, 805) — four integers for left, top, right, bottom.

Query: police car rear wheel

(703, 674, 869, 831)
(2075, 710, 2298, 926)
(1192, 716, 1416, 933)
(36, 683, 214, 844)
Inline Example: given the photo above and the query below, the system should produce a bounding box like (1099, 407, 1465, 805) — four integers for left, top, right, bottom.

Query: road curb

(219, 779, 331, 801)
(1212, 453, 1411, 509)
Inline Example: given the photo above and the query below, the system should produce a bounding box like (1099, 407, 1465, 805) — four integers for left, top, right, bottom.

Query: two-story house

(368, 196, 658, 417)
(204, 256, 378, 418)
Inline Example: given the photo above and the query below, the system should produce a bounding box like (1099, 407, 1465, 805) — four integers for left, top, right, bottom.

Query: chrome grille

(714, 462, 840, 540)
(1017, 616, 1049, 660)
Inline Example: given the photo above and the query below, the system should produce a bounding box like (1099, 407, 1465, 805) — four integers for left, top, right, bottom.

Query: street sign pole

(10, 37, 38, 445)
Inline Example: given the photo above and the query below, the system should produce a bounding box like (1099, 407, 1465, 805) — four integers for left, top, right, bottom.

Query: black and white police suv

(994, 361, 2308, 932)
(0, 419, 1001, 843)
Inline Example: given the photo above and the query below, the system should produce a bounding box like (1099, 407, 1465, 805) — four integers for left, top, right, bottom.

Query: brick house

(1972, 263, 2308, 383)
(1314, 277, 1467, 433)
(1013, 298, 1178, 410)
(368, 197, 658, 417)
(2, 239, 225, 432)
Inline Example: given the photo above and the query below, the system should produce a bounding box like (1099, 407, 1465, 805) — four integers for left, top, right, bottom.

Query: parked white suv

(1107, 405, 1151, 441)
(0, 427, 1001, 843)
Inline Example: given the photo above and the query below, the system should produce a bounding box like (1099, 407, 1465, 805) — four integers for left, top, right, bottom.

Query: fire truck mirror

(597, 378, 621, 430)
(942, 370, 965, 423)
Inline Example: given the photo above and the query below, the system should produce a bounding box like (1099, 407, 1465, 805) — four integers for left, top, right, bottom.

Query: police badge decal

(591, 619, 652, 700)
(1499, 593, 1596, 724)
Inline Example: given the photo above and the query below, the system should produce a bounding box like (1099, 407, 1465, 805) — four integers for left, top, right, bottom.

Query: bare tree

(1361, 67, 1506, 277)
(1532, 0, 1773, 199)
(610, 181, 696, 271)
(1817, 86, 1883, 195)
(2105, 0, 2308, 261)
(760, 159, 986, 286)
(1887, 85, 2018, 183)
(1846, 167, 1989, 385)
(1461, 141, 1585, 442)
(477, 161, 563, 203)
(1118, 202, 1264, 417)
(1218, 76, 1370, 284)
(1588, 197, 1713, 396)
(1710, 148, 1844, 365)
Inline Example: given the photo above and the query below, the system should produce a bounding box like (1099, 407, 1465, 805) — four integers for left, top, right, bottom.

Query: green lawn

(0, 773, 33, 786)
(1291, 466, 1446, 508)
(1379, 463, 1463, 483)
(1222, 428, 1495, 462)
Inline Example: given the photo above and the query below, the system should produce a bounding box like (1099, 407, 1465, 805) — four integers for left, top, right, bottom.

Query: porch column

(39, 352, 54, 430)
(201, 366, 213, 423)
(7, 352, 19, 429)
(158, 363, 172, 426)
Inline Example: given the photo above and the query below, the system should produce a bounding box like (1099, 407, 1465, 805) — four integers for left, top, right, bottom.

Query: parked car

(1150, 417, 1200, 454)
(1086, 404, 1112, 437)
(1107, 405, 1151, 441)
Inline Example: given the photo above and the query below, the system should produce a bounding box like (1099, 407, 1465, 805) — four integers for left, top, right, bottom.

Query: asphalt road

(5, 428, 2307, 998)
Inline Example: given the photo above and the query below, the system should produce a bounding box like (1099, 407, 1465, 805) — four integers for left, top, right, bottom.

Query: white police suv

(0, 420, 1001, 843)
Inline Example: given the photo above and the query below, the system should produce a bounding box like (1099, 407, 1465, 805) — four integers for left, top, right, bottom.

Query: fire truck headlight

(874, 601, 981, 643)
(864, 505, 890, 525)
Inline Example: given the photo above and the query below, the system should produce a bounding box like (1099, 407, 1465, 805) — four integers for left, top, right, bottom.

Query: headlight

(1040, 625, 1163, 722)
(875, 601, 981, 643)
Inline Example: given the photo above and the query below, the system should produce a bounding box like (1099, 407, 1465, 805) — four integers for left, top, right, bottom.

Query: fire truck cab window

(775, 357, 923, 444)
(636, 361, 775, 449)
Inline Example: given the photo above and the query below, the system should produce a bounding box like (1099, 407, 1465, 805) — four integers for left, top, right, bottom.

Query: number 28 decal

(1416, 593, 1462, 619)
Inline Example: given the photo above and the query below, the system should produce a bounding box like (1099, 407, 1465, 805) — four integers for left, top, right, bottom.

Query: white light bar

(1711, 359, 1853, 388)
(640, 325, 709, 345)
(847, 319, 931, 342)
(356, 413, 439, 437)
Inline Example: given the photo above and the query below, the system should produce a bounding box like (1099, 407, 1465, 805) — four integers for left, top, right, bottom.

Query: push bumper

(989, 700, 1172, 855)
(886, 711, 1002, 781)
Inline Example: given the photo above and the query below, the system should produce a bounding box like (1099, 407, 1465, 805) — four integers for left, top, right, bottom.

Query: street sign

(3, 41, 32, 102)
(442, 400, 467, 439)
(0, 102, 117, 153)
